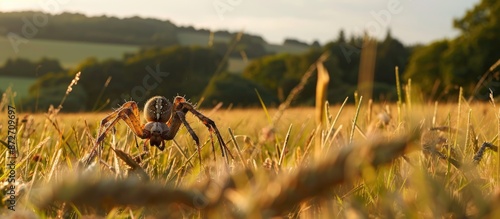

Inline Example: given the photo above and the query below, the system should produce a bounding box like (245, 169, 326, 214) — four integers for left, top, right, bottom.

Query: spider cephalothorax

(88, 96, 232, 165)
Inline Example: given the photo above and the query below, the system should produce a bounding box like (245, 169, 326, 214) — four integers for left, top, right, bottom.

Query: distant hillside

(0, 36, 139, 68)
(0, 11, 311, 59)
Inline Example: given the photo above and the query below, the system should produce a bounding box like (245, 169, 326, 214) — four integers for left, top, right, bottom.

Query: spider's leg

(208, 131, 217, 162)
(95, 101, 145, 145)
(174, 111, 202, 166)
(84, 107, 120, 166)
(115, 101, 146, 139)
(85, 101, 146, 167)
(159, 140, 166, 151)
(489, 143, 499, 152)
(177, 101, 234, 162)
(196, 113, 232, 161)
(143, 139, 150, 152)
(95, 112, 120, 145)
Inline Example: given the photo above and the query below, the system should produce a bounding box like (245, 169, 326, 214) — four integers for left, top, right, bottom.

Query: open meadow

(0, 77, 35, 99)
(0, 36, 139, 69)
(2, 91, 500, 218)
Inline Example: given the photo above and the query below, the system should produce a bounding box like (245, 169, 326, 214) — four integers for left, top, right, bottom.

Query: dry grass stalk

(357, 35, 377, 101)
(468, 58, 500, 102)
(421, 128, 462, 168)
(57, 71, 81, 111)
(35, 177, 206, 211)
(278, 124, 292, 167)
(228, 127, 247, 169)
(47, 148, 63, 183)
(0, 87, 15, 112)
(315, 62, 330, 128)
(112, 149, 150, 181)
(314, 62, 330, 157)
(272, 52, 330, 125)
(245, 135, 417, 217)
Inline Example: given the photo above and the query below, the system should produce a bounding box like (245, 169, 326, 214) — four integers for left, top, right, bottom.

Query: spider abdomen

(144, 96, 172, 123)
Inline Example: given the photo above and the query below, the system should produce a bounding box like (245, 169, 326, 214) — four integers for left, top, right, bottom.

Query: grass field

(0, 76, 36, 99)
(0, 36, 139, 68)
(2, 84, 500, 218)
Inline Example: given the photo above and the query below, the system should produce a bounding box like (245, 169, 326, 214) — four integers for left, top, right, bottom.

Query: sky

(0, 0, 480, 45)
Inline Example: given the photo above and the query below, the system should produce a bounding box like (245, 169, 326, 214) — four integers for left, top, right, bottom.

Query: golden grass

(2, 98, 500, 218)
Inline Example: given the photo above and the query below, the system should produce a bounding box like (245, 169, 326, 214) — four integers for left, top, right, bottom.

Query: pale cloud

(0, 0, 37, 10)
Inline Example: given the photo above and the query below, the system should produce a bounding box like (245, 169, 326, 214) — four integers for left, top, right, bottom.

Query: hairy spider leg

(173, 97, 234, 164)
(84, 101, 149, 166)
(95, 101, 147, 145)
(175, 110, 203, 165)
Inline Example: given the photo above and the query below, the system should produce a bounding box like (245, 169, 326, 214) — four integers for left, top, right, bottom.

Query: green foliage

(233, 34, 269, 59)
(76, 58, 125, 108)
(243, 53, 290, 92)
(405, 0, 500, 100)
(0, 76, 35, 99)
(242, 32, 410, 105)
(211, 34, 269, 59)
(283, 38, 310, 47)
(405, 40, 450, 95)
(122, 46, 225, 99)
(201, 73, 279, 107)
(0, 57, 65, 77)
(25, 71, 87, 111)
(0, 12, 178, 46)
(0, 35, 139, 68)
(375, 31, 410, 85)
(243, 50, 324, 102)
(25, 46, 225, 112)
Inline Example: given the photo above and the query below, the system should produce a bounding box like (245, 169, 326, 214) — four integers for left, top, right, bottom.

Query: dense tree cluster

(283, 38, 310, 47)
(24, 46, 229, 111)
(0, 12, 178, 46)
(202, 73, 279, 107)
(211, 34, 269, 59)
(242, 31, 413, 104)
(0, 57, 65, 77)
(404, 0, 500, 101)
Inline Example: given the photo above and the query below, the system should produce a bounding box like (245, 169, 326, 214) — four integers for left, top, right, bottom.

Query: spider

(85, 95, 232, 166)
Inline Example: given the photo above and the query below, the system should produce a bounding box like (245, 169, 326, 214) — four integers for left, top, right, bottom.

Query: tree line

(240, 0, 500, 103)
(405, 0, 500, 101)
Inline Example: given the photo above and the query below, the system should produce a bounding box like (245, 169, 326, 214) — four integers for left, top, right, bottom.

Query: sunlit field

(2, 89, 500, 218)
(0, 36, 139, 68)
(0, 77, 35, 99)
